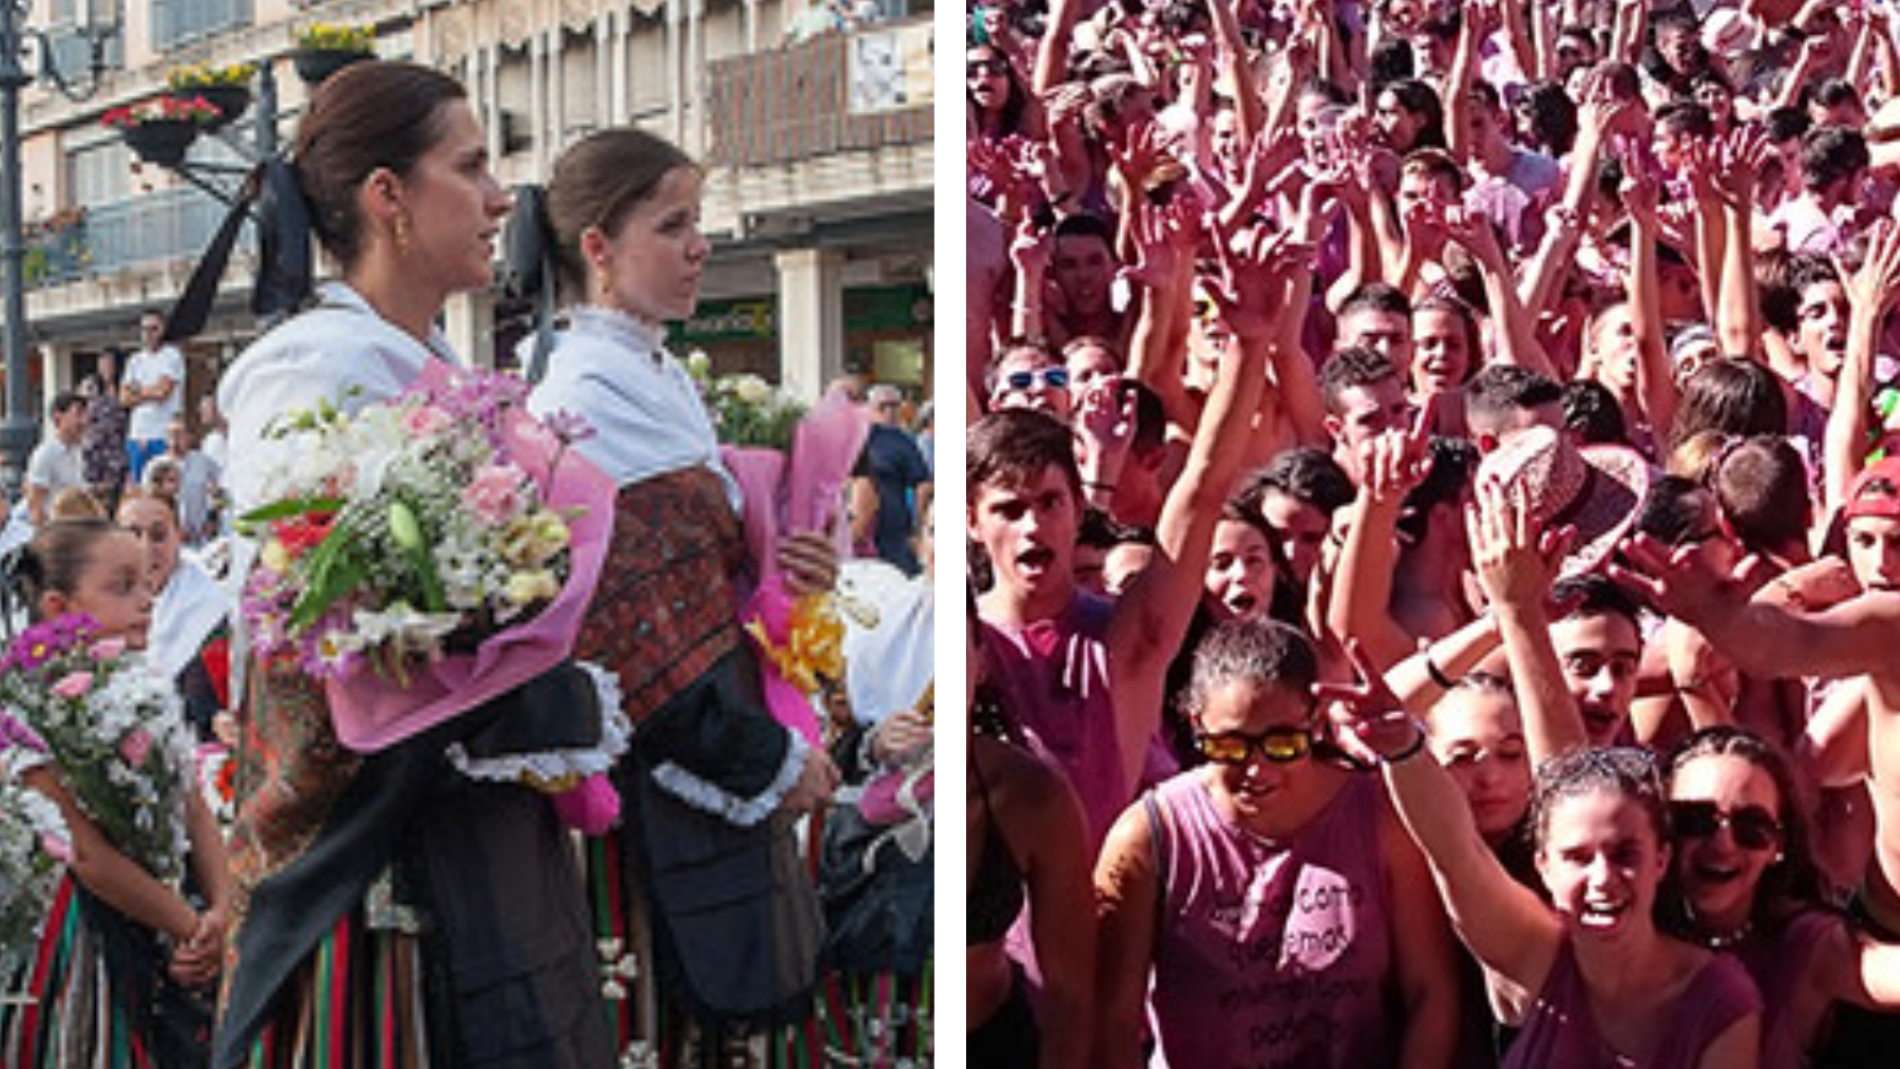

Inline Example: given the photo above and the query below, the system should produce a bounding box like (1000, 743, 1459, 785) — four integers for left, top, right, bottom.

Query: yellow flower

(504, 569, 560, 606)
(746, 594, 846, 696)
(260, 539, 291, 574)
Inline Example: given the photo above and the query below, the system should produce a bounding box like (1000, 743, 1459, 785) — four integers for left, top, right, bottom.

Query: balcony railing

(706, 17, 932, 168)
(25, 186, 247, 290)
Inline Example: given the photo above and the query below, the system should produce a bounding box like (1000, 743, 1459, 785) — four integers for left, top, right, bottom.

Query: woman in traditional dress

(528, 126, 842, 1066)
(213, 60, 610, 1069)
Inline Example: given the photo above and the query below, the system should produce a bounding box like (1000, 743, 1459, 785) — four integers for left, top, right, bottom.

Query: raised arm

(1323, 647, 1564, 996)
(1623, 154, 1680, 440)
(1447, 207, 1557, 377)
(1108, 230, 1291, 789)
(1325, 423, 1432, 671)
(1466, 478, 1588, 764)
(1825, 220, 1900, 516)
(1712, 130, 1770, 360)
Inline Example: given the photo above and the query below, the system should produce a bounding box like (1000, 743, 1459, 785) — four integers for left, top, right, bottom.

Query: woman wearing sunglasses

(1661, 726, 1900, 1068)
(1094, 618, 1460, 1069)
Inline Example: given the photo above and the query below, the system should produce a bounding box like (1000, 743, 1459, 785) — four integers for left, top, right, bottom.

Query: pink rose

(51, 671, 94, 699)
(89, 638, 126, 661)
(119, 727, 153, 769)
(461, 462, 526, 526)
(403, 405, 454, 438)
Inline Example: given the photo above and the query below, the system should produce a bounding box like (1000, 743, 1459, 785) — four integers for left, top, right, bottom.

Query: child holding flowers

(0, 517, 232, 1069)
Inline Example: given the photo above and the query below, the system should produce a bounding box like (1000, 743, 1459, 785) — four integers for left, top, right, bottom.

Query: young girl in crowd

(0, 518, 231, 1069)
(529, 126, 842, 1062)
(1336, 677, 1763, 1068)
(1096, 619, 1460, 1069)
(117, 488, 229, 742)
(215, 60, 609, 1069)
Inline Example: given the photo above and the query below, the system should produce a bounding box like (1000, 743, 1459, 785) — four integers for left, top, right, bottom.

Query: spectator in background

(23, 391, 86, 527)
(120, 310, 185, 484)
(855, 383, 933, 575)
(166, 416, 220, 547)
(81, 349, 129, 512)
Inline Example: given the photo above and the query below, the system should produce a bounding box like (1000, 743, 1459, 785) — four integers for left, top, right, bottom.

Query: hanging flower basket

(166, 63, 254, 130)
(292, 47, 372, 87)
(120, 120, 200, 167)
(103, 97, 218, 168)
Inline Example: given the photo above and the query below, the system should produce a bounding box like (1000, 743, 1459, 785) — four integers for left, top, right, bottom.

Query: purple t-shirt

(1503, 938, 1762, 1069)
(1147, 771, 1401, 1069)
(980, 591, 1126, 847)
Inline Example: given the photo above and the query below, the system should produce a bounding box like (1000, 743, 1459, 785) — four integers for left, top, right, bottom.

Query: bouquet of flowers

(238, 362, 616, 754)
(687, 352, 809, 450)
(0, 615, 194, 887)
(0, 751, 71, 962)
(687, 360, 870, 746)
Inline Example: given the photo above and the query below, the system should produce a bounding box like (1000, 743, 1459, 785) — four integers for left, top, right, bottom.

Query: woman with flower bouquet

(208, 61, 611, 1069)
(525, 128, 858, 1065)
(0, 518, 232, 1069)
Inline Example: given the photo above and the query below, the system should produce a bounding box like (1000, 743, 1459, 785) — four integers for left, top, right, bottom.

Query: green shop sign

(668, 285, 931, 346)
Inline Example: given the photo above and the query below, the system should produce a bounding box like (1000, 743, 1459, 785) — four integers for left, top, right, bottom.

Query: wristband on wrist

(1425, 651, 1456, 690)
(1384, 723, 1428, 765)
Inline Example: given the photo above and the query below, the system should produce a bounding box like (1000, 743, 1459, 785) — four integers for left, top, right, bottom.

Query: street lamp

(0, 0, 116, 482)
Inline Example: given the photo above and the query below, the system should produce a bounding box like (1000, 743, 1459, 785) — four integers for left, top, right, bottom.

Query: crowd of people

(968, 0, 1900, 1065)
(0, 59, 934, 1069)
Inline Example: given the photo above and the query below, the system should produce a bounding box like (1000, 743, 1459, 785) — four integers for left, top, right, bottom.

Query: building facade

(13, 0, 933, 426)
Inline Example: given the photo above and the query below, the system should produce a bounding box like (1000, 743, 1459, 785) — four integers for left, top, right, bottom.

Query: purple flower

(541, 409, 597, 445)
(4, 615, 95, 672)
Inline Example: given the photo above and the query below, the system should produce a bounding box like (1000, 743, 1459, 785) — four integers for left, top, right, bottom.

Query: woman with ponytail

(526, 127, 846, 1065)
(211, 61, 610, 1069)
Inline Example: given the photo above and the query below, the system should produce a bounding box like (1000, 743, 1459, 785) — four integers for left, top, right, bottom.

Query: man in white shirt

(25, 391, 87, 525)
(121, 310, 186, 484)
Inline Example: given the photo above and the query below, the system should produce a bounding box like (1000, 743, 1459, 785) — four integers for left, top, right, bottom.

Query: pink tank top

(980, 592, 1126, 846)
(1503, 939, 1762, 1069)
(1147, 770, 1400, 1069)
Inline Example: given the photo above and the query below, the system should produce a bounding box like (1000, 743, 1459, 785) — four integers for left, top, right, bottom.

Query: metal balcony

(24, 186, 247, 290)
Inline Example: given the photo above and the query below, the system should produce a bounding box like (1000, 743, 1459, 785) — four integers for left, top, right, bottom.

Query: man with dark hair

(1320, 346, 1411, 472)
(1232, 447, 1354, 584)
(1464, 364, 1563, 449)
(1336, 284, 1415, 377)
(25, 391, 86, 526)
(1548, 573, 1646, 746)
(1047, 212, 1124, 345)
(972, 283, 1273, 843)
(1773, 124, 1872, 254)
(122, 309, 184, 484)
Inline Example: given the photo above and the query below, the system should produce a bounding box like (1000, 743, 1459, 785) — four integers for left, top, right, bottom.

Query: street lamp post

(0, 0, 113, 482)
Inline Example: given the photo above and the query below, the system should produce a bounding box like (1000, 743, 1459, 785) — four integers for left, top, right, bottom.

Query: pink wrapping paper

(326, 366, 618, 753)
(721, 388, 870, 745)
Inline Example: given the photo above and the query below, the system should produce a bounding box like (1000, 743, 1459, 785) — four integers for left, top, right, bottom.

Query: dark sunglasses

(1194, 727, 1314, 766)
(999, 367, 1070, 393)
(1671, 800, 1782, 851)
(968, 59, 1010, 77)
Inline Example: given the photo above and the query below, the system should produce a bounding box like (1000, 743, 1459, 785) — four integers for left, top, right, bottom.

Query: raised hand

(1837, 218, 1900, 317)
(1209, 224, 1315, 339)
(1609, 533, 1767, 624)
(1444, 205, 1507, 270)
(1075, 375, 1138, 463)
(1619, 147, 1660, 226)
(1316, 639, 1421, 765)
(1008, 215, 1051, 278)
(1465, 476, 1575, 612)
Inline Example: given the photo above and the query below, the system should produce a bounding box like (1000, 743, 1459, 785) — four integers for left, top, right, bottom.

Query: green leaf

(238, 496, 346, 525)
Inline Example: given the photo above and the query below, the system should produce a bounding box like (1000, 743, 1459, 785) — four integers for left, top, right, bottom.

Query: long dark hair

(544, 128, 698, 303)
(1659, 726, 1836, 941)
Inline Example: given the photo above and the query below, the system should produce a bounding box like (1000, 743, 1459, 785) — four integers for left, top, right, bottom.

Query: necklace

(1683, 900, 1754, 949)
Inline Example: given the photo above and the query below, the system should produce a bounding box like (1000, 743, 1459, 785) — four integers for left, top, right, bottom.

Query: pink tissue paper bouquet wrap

(721, 387, 870, 746)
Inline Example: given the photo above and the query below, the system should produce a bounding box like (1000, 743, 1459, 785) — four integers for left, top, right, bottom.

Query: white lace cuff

(650, 725, 807, 828)
(446, 661, 633, 786)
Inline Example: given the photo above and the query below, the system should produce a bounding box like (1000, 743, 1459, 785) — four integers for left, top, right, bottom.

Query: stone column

(773, 246, 844, 403)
